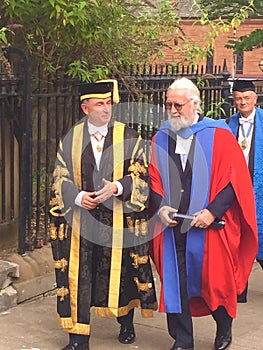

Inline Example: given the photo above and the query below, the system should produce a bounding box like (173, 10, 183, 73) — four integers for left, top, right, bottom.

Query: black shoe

(118, 325, 136, 344)
(257, 258, 263, 269)
(61, 343, 89, 350)
(214, 330, 232, 350)
(170, 346, 194, 350)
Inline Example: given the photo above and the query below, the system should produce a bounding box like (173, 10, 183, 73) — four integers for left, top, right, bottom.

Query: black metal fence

(1, 48, 263, 254)
(0, 47, 32, 253)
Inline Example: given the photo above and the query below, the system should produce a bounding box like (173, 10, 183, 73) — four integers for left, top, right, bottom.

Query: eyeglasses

(165, 99, 192, 111)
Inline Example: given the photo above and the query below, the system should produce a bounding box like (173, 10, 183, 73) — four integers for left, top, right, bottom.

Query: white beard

(168, 114, 190, 130)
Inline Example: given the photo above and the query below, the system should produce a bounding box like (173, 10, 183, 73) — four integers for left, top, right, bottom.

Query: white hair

(168, 77, 202, 113)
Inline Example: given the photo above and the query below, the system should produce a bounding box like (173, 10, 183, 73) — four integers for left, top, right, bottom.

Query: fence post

(4, 47, 32, 254)
(221, 59, 231, 118)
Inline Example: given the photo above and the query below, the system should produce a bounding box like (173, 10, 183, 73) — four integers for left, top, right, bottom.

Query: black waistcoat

(168, 133, 195, 251)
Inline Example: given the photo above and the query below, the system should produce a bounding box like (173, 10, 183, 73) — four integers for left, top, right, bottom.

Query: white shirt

(238, 110, 255, 164)
(174, 113, 199, 170)
(175, 135, 193, 171)
(74, 121, 123, 207)
(88, 121, 108, 170)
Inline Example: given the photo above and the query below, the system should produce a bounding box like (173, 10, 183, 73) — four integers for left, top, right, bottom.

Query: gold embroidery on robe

(57, 286, 69, 301)
(130, 253, 149, 269)
(54, 258, 68, 272)
(50, 223, 57, 240)
(134, 277, 152, 291)
(52, 165, 71, 209)
(128, 161, 147, 176)
(126, 217, 148, 236)
(135, 219, 140, 236)
(127, 216, 134, 233)
(140, 218, 147, 235)
(57, 223, 68, 240)
(49, 197, 58, 207)
(127, 174, 148, 211)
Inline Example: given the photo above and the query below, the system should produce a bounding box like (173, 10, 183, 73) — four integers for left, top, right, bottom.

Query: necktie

(92, 132, 105, 152)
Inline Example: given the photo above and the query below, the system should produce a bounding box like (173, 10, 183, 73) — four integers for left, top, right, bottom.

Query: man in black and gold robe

(49, 80, 157, 350)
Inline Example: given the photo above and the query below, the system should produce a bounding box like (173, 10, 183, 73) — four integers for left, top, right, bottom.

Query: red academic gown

(149, 119, 258, 319)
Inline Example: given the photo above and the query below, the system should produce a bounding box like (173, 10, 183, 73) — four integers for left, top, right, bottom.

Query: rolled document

(169, 212, 225, 229)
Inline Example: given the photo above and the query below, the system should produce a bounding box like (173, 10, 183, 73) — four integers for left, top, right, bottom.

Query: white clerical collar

(88, 121, 108, 136)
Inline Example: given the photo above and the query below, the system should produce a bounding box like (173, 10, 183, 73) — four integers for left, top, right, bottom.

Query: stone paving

(0, 256, 262, 350)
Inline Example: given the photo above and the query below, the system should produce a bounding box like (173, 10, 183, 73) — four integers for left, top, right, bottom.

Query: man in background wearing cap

(227, 79, 263, 301)
(49, 80, 157, 350)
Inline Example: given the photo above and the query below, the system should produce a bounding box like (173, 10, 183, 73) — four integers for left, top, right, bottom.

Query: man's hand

(81, 191, 99, 210)
(95, 178, 118, 203)
(192, 208, 216, 229)
(159, 205, 179, 227)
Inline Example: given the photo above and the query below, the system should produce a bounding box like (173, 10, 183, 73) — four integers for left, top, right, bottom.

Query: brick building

(159, 2, 263, 80)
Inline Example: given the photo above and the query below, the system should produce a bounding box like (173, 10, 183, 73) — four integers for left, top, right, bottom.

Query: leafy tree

(1, 0, 183, 80)
(195, 0, 263, 53)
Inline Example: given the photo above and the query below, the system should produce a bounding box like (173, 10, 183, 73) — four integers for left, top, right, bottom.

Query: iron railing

(1, 48, 263, 254)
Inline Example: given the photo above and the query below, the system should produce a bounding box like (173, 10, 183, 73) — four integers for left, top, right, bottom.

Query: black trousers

(69, 309, 134, 345)
(166, 251, 232, 348)
(237, 259, 263, 303)
(257, 259, 263, 269)
(237, 283, 248, 303)
(117, 308, 134, 328)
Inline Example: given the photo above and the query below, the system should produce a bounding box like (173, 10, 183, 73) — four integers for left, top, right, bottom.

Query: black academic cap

(79, 79, 119, 103)
(233, 80, 255, 92)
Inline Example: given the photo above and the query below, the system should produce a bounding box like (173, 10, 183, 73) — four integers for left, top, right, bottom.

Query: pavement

(0, 246, 262, 350)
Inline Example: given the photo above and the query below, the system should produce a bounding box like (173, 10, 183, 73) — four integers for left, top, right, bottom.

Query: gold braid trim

(95, 299, 140, 317)
(57, 315, 73, 329)
(108, 121, 124, 317)
(57, 286, 69, 301)
(141, 308, 157, 318)
(54, 258, 68, 272)
(52, 164, 72, 209)
(141, 309, 154, 318)
(134, 277, 152, 291)
(95, 300, 157, 318)
(57, 315, 91, 334)
(130, 252, 149, 269)
(49, 205, 71, 217)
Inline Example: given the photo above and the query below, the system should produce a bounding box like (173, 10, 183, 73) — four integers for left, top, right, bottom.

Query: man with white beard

(149, 77, 258, 350)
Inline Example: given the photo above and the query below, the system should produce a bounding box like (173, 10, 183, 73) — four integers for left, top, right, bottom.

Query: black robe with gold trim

(50, 118, 157, 335)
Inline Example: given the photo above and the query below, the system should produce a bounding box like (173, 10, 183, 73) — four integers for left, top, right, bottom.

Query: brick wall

(160, 18, 263, 79)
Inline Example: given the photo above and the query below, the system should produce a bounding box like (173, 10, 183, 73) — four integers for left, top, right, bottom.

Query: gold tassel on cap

(97, 79, 120, 103)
